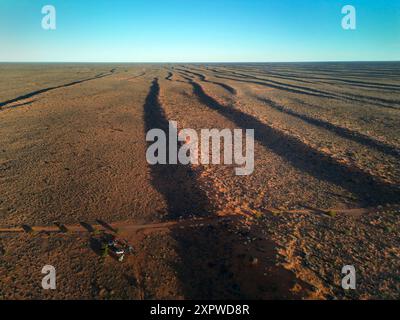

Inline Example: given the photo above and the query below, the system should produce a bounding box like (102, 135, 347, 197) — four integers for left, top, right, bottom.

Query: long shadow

(177, 72, 196, 83)
(265, 71, 400, 92)
(213, 73, 334, 99)
(143, 78, 213, 219)
(211, 70, 399, 110)
(177, 68, 237, 95)
(144, 78, 234, 298)
(189, 80, 400, 206)
(256, 96, 400, 158)
(264, 76, 400, 107)
(143, 78, 296, 299)
(165, 72, 173, 81)
(0, 69, 116, 110)
(0, 99, 37, 111)
(225, 66, 400, 91)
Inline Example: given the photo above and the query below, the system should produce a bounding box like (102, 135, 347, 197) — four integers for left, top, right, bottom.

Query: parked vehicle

(102, 236, 134, 262)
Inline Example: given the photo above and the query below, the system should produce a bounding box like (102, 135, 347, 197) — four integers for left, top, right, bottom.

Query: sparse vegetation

(326, 210, 337, 218)
(101, 243, 109, 258)
(1, 63, 399, 300)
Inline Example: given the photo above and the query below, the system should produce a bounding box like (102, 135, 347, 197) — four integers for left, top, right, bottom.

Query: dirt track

(0, 63, 399, 299)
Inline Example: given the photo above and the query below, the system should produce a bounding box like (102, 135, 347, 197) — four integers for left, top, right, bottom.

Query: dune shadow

(256, 96, 400, 158)
(177, 68, 237, 94)
(211, 69, 399, 110)
(245, 68, 400, 92)
(213, 72, 333, 99)
(143, 78, 213, 220)
(0, 99, 37, 111)
(189, 80, 400, 206)
(0, 69, 116, 110)
(165, 71, 173, 81)
(142, 78, 262, 299)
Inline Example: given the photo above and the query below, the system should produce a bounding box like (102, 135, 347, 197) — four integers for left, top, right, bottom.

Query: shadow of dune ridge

(220, 65, 400, 91)
(188, 79, 400, 206)
(143, 78, 213, 220)
(0, 69, 116, 110)
(165, 71, 173, 81)
(250, 69, 400, 92)
(213, 73, 334, 99)
(176, 68, 237, 95)
(255, 96, 400, 158)
(0, 99, 37, 111)
(142, 77, 306, 299)
(209, 69, 400, 110)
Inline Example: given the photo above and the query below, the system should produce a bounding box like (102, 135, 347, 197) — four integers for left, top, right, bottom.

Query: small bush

(326, 210, 337, 218)
(254, 212, 263, 220)
(101, 244, 109, 258)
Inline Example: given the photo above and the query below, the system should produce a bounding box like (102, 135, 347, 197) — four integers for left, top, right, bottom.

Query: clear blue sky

(1, 0, 399, 62)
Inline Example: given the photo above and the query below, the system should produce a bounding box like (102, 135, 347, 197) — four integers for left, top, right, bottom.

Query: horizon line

(1, 60, 400, 64)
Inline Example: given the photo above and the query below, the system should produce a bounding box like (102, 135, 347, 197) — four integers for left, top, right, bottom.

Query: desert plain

(0, 62, 399, 299)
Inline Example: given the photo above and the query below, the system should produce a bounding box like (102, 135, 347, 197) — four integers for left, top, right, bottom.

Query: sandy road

(0, 207, 377, 234)
(0, 214, 240, 234)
